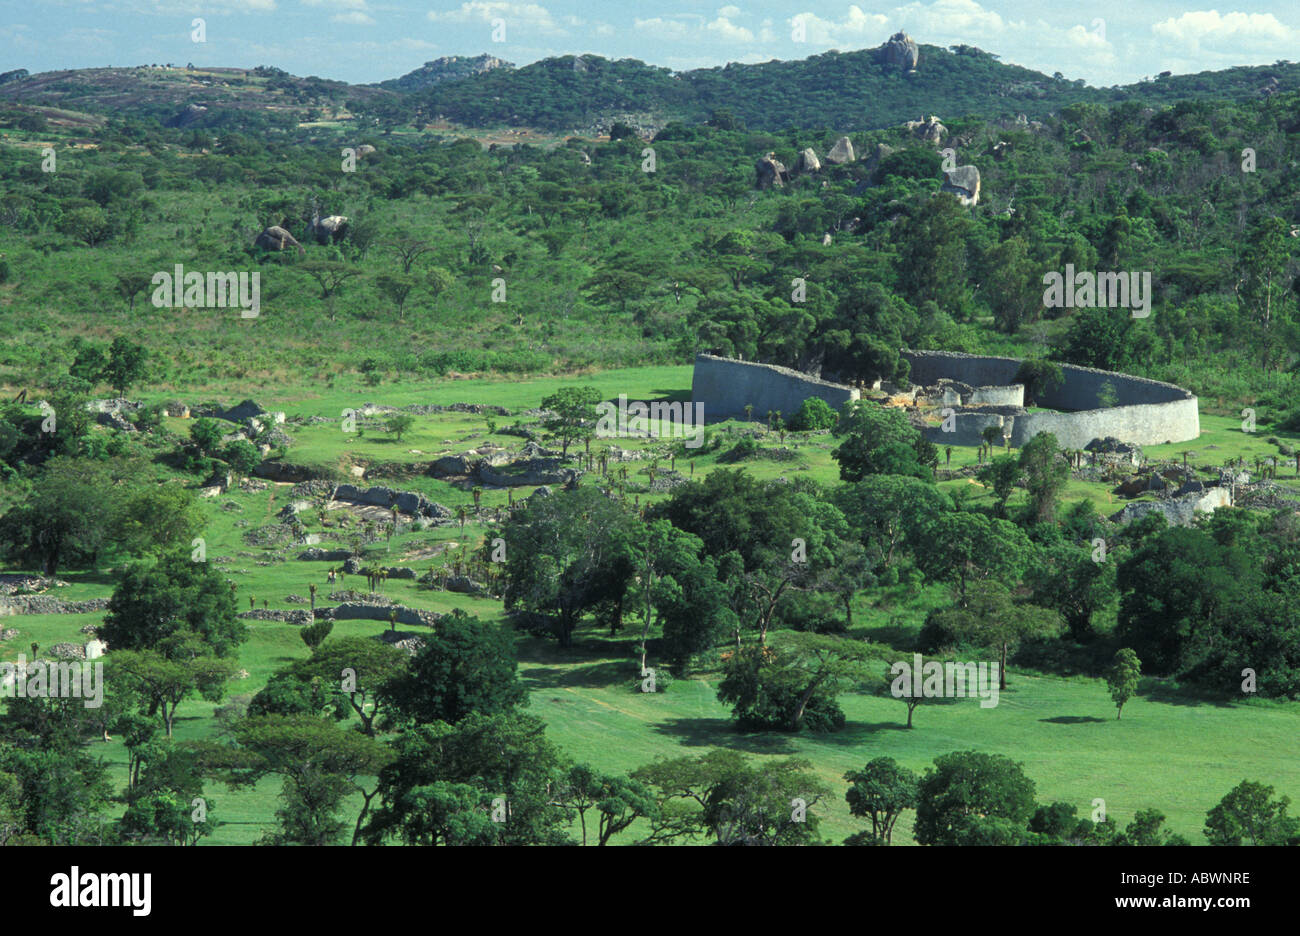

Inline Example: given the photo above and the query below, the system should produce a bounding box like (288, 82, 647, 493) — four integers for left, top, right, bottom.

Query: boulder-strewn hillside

(400, 41, 1300, 132)
(1, 38, 1296, 136)
(380, 54, 515, 92)
(0, 64, 396, 131)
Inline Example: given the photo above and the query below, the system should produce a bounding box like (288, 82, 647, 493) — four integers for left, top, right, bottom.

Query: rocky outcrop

(825, 136, 855, 165)
(794, 148, 821, 173)
(476, 458, 577, 488)
(332, 484, 452, 520)
(1108, 486, 1232, 526)
(310, 215, 348, 244)
(317, 603, 444, 628)
(385, 54, 514, 92)
(167, 103, 208, 128)
(355, 144, 377, 157)
(254, 226, 304, 254)
(879, 32, 919, 72)
(906, 115, 947, 144)
(942, 165, 980, 206)
(754, 153, 789, 189)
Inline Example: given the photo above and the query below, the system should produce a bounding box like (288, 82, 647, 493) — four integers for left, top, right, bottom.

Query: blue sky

(2, 2, 1298, 86)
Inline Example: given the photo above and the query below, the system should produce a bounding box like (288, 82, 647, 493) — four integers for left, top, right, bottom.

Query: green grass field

(5, 364, 1299, 844)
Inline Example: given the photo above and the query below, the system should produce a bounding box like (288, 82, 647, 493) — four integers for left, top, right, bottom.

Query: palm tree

(456, 505, 468, 533)
(472, 487, 483, 513)
(309, 583, 317, 613)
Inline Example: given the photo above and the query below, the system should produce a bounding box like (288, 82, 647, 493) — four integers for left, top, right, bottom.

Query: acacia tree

(558, 763, 658, 846)
(844, 757, 919, 845)
(914, 512, 1034, 604)
(539, 386, 602, 458)
(922, 580, 1062, 690)
(632, 749, 829, 845)
(231, 714, 393, 846)
(111, 649, 236, 737)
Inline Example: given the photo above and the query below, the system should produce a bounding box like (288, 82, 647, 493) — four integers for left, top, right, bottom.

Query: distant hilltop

(381, 54, 514, 92)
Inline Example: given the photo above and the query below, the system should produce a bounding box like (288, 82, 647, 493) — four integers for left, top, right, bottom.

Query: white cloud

(301, 0, 367, 8)
(634, 17, 692, 42)
(706, 15, 754, 43)
(895, 0, 1007, 35)
(331, 10, 373, 24)
(1152, 10, 1297, 49)
(428, 2, 567, 35)
(789, 6, 888, 45)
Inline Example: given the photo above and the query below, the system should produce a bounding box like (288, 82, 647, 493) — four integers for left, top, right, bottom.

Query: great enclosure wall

(691, 351, 1201, 451)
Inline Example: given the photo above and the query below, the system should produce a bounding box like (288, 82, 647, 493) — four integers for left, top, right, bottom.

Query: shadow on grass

(648, 388, 693, 403)
(649, 717, 912, 754)
(1040, 715, 1106, 725)
(522, 661, 629, 690)
(1138, 678, 1238, 708)
(649, 717, 800, 754)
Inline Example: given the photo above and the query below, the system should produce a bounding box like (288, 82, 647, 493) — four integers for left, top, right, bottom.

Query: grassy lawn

(4, 366, 1298, 844)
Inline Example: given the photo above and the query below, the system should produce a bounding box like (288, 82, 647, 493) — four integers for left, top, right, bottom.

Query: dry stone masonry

(902, 351, 1200, 449)
(691, 351, 1199, 452)
(691, 354, 860, 421)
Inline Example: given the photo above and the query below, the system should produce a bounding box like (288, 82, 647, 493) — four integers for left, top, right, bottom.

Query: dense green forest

(2, 82, 1298, 416)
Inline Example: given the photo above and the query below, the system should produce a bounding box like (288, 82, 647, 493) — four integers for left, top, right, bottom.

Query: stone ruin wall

(901, 350, 1200, 450)
(691, 354, 860, 421)
(690, 351, 1199, 451)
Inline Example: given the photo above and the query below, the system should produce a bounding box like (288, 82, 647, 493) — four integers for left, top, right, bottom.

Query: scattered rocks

(297, 548, 354, 562)
(0, 596, 110, 615)
(0, 574, 59, 596)
(238, 609, 314, 625)
(318, 603, 443, 628)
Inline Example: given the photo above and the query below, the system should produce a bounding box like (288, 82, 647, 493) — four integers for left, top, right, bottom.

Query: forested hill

(2, 39, 1296, 136)
(393, 44, 1299, 133)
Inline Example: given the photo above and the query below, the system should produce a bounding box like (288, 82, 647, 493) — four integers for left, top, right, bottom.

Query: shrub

(788, 396, 837, 432)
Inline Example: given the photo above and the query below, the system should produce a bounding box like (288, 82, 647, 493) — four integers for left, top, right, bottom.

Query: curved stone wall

(691, 353, 860, 421)
(902, 351, 1199, 449)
